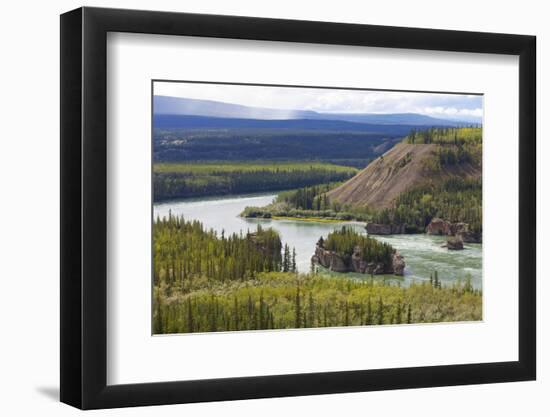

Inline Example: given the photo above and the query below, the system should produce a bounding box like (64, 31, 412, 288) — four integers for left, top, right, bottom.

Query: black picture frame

(60, 6, 536, 410)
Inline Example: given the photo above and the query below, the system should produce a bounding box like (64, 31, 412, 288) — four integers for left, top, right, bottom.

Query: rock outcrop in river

(426, 217, 481, 244)
(366, 217, 481, 245)
(312, 242, 405, 275)
(365, 223, 406, 235)
(441, 235, 464, 250)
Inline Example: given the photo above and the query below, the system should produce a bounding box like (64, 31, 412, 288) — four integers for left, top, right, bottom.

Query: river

(154, 193, 482, 289)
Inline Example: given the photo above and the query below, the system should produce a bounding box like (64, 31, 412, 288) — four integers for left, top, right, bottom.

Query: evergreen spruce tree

(247, 295, 254, 328)
(153, 292, 163, 334)
(209, 299, 217, 332)
(186, 298, 194, 333)
(233, 296, 240, 331)
(283, 244, 290, 272)
(269, 311, 275, 329)
(308, 292, 315, 327)
(295, 285, 301, 328)
(376, 297, 384, 325)
(433, 270, 439, 289)
(366, 297, 373, 325)
(396, 301, 403, 324)
(259, 292, 265, 329)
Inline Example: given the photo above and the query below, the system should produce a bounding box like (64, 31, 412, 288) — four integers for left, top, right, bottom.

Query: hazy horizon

(153, 81, 483, 123)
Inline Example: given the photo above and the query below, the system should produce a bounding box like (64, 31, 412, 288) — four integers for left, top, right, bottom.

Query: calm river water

(154, 193, 482, 289)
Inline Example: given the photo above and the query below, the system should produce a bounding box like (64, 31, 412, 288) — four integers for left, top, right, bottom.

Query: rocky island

(311, 226, 405, 275)
(425, 217, 481, 243)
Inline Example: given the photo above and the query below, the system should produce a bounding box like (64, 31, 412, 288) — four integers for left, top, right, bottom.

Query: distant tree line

(153, 127, 405, 163)
(404, 127, 482, 145)
(154, 165, 356, 201)
(406, 127, 483, 172)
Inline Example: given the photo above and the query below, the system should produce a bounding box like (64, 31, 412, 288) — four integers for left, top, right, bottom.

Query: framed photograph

(60, 7, 536, 409)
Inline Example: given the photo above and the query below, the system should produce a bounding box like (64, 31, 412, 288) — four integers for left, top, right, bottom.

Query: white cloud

(154, 81, 483, 120)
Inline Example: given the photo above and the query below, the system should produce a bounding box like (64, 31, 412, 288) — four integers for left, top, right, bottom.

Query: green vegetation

(155, 272, 481, 334)
(242, 205, 366, 222)
(153, 125, 484, 333)
(153, 161, 357, 201)
(371, 178, 482, 233)
(404, 127, 482, 145)
(322, 226, 395, 265)
(272, 216, 344, 223)
(406, 127, 482, 172)
(275, 182, 338, 211)
(154, 214, 285, 286)
(243, 127, 483, 234)
(153, 216, 481, 334)
(154, 162, 355, 175)
(242, 182, 368, 221)
(243, 176, 481, 234)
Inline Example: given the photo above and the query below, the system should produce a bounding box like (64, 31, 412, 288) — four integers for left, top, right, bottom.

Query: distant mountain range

(154, 114, 421, 134)
(153, 96, 477, 126)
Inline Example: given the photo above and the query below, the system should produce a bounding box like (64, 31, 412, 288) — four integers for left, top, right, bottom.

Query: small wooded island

(312, 227, 405, 275)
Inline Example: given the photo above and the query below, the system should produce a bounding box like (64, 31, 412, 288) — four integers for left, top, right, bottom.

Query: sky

(154, 81, 483, 122)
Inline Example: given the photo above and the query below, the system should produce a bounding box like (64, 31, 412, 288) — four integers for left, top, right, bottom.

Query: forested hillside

(243, 127, 483, 235)
(370, 178, 482, 234)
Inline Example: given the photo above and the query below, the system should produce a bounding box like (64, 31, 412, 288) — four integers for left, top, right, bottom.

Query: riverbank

(241, 206, 369, 222)
(272, 215, 346, 223)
